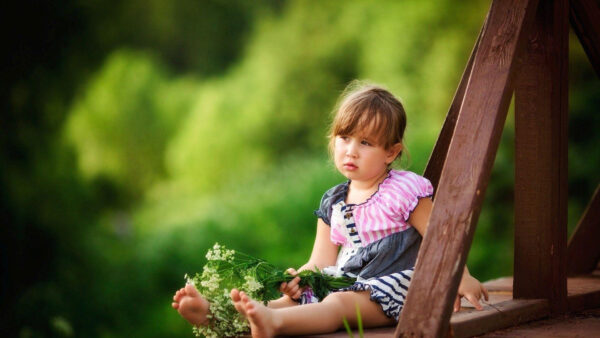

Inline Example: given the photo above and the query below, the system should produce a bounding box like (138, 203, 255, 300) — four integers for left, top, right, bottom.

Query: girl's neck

(346, 169, 390, 204)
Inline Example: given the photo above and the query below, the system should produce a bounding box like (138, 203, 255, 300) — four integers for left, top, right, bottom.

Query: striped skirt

(299, 268, 414, 320)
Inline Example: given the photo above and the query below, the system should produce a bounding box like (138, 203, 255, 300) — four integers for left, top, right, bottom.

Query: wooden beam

(570, 0, 600, 77)
(423, 16, 486, 194)
(567, 274, 600, 311)
(567, 185, 600, 276)
(395, 0, 539, 336)
(450, 299, 549, 338)
(514, 0, 569, 314)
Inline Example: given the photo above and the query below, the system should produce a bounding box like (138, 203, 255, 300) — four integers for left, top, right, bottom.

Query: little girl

(172, 81, 488, 337)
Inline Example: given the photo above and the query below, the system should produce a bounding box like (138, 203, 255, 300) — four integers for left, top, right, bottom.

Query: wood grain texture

(513, 0, 568, 314)
(567, 274, 600, 311)
(395, 0, 539, 336)
(423, 15, 486, 194)
(570, 0, 600, 77)
(567, 185, 600, 276)
(479, 309, 600, 337)
(450, 299, 549, 338)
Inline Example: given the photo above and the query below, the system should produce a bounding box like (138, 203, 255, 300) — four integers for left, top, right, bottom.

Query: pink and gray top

(314, 170, 433, 279)
(315, 170, 433, 246)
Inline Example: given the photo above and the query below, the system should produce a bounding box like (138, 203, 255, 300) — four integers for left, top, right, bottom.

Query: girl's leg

(172, 284, 210, 326)
(267, 295, 300, 309)
(231, 289, 395, 337)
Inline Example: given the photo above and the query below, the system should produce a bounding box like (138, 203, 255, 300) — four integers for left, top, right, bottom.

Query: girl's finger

(453, 295, 461, 312)
(293, 290, 302, 300)
(481, 286, 490, 301)
(289, 276, 301, 287)
(279, 282, 287, 292)
(465, 294, 483, 310)
(286, 268, 298, 276)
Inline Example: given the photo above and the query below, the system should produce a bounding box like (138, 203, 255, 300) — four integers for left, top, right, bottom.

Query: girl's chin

(340, 171, 361, 180)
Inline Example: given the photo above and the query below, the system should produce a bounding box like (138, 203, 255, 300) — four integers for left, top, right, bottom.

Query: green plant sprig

(206, 247, 355, 301)
(186, 243, 356, 337)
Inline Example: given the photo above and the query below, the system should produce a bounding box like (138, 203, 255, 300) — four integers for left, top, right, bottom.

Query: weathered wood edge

(568, 287, 600, 313)
(570, 0, 600, 78)
(449, 299, 550, 338)
(567, 185, 600, 276)
(396, 0, 539, 336)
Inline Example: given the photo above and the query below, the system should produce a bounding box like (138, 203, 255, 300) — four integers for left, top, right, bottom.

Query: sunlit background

(2, 0, 599, 336)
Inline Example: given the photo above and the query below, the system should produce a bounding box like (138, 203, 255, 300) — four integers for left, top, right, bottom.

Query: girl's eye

(361, 140, 372, 146)
(339, 135, 349, 141)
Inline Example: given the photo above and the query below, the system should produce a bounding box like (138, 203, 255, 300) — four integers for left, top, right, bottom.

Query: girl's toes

(231, 289, 248, 316)
(240, 291, 249, 303)
(172, 302, 179, 309)
(230, 288, 241, 302)
(184, 283, 200, 297)
(174, 291, 183, 301)
(245, 300, 256, 314)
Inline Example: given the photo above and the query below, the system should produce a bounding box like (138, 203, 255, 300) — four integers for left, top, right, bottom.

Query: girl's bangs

(334, 105, 391, 147)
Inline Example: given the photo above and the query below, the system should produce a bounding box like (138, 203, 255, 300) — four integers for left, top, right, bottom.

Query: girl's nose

(346, 140, 358, 157)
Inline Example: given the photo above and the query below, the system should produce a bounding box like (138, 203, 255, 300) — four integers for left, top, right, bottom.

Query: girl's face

(333, 133, 402, 183)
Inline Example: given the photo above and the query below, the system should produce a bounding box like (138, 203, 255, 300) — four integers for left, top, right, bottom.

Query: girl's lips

(343, 163, 357, 170)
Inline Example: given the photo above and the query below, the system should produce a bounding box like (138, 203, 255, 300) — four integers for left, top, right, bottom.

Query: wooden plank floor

(305, 272, 600, 337)
(480, 308, 600, 337)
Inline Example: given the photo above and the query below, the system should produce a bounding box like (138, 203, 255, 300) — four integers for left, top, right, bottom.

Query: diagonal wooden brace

(396, 0, 539, 336)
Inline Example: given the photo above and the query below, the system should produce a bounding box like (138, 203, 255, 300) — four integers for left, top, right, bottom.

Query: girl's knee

(322, 292, 343, 307)
(323, 291, 394, 327)
(322, 291, 366, 309)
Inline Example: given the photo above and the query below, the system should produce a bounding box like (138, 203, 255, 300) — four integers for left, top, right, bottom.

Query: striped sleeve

(391, 171, 434, 221)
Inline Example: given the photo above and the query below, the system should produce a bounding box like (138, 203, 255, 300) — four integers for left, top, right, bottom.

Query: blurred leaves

(66, 50, 197, 196)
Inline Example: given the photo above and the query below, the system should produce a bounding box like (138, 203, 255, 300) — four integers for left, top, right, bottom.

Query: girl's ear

(386, 143, 403, 163)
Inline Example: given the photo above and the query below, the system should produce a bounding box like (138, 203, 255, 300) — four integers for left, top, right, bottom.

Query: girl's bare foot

(230, 289, 247, 316)
(172, 283, 210, 326)
(231, 290, 281, 338)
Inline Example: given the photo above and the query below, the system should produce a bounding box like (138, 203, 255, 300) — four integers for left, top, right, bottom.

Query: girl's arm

(408, 198, 489, 311)
(299, 218, 339, 271)
(280, 219, 338, 299)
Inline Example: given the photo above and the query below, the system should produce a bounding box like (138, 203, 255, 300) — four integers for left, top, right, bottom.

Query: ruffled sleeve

(314, 182, 349, 226)
(386, 171, 433, 221)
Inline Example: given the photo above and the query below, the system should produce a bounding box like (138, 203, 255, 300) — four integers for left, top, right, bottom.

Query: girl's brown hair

(329, 81, 407, 161)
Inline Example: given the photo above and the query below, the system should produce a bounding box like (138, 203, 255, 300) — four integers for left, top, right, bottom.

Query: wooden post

(395, 0, 538, 336)
(567, 185, 600, 275)
(570, 0, 600, 77)
(514, 0, 568, 314)
(424, 15, 485, 193)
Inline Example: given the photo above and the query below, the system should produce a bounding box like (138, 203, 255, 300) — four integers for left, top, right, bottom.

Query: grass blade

(342, 317, 354, 338)
(355, 303, 363, 338)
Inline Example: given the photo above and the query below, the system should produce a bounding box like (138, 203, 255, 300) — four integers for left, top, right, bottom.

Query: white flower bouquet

(186, 243, 356, 337)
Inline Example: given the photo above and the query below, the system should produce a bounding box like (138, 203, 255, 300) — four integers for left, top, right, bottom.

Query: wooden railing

(393, 0, 600, 336)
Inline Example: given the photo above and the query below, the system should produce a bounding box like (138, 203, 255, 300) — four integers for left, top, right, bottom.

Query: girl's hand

(454, 272, 489, 312)
(279, 268, 303, 300)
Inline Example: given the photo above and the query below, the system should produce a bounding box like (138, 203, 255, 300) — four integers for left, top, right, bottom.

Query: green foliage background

(2, 0, 598, 337)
